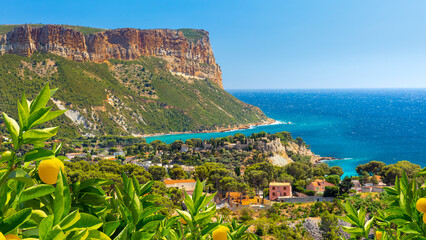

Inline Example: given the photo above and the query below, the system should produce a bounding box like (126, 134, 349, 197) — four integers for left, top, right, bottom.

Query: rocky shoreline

(135, 118, 276, 138)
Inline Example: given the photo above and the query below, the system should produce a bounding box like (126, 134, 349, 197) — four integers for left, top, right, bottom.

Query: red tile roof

(164, 179, 196, 185)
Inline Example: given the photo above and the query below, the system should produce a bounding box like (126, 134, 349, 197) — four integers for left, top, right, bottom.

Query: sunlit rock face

(0, 25, 223, 88)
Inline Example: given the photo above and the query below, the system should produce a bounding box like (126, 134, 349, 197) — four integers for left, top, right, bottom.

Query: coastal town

(1, 131, 392, 210)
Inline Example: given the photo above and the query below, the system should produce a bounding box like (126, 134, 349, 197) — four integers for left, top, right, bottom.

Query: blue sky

(2, 0, 426, 89)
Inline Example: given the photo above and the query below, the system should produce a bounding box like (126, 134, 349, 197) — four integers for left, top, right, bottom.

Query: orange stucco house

(306, 179, 335, 193)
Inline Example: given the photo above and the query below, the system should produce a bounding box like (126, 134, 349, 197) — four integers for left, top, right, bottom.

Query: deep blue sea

(145, 89, 426, 177)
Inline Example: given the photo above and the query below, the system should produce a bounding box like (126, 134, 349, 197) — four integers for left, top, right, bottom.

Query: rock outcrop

(0, 25, 223, 87)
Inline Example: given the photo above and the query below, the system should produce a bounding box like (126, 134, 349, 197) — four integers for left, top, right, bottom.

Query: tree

(148, 165, 168, 181)
(295, 137, 305, 146)
(355, 161, 386, 176)
(193, 165, 208, 181)
(383, 166, 403, 185)
(170, 140, 184, 152)
(324, 186, 339, 197)
(326, 175, 341, 186)
(277, 173, 294, 183)
(220, 177, 238, 203)
(169, 164, 187, 180)
(319, 211, 339, 240)
(234, 176, 250, 203)
(244, 170, 268, 194)
(360, 171, 370, 185)
(329, 166, 344, 176)
(339, 176, 353, 194)
(371, 175, 379, 185)
(381, 161, 421, 185)
(208, 167, 230, 192)
(245, 162, 275, 184)
(313, 163, 330, 177)
(285, 162, 312, 180)
(167, 187, 183, 207)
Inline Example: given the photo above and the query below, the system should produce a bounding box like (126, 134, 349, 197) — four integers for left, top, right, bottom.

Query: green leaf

(2, 112, 20, 150)
(103, 221, 121, 237)
(363, 217, 374, 238)
(399, 222, 421, 234)
(176, 209, 192, 228)
(50, 88, 58, 97)
(30, 84, 51, 114)
(59, 210, 81, 230)
(21, 92, 30, 116)
(26, 107, 51, 130)
(53, 170, 71, 225)
(53, 143, 63, 155)
(201, 222, 220, 236)
(23, 126, 59, 144)
(415, 168, 426, 177)
(130, 231, 155, 240)
(62, 213, 103, 231)
(341, 226, 363, 234)
(136, 214, 165, 231)
(19, 184, 55, 203)
(39, 215, 54, 240)
(24, 148, 55, 163)
(9, 168, 34, 186)
(87, 230, 112, 240)
(192, 180, 204, 202)
(0, 183, 10, 208)
(30, 109, 67, 129)
(113, 225, 128, 240)
(0, 208, 32, 234)
(18, 100, 28, 129)
(76, 178, 115, 192)
(139, 181, 154, 196)
(139, 206, 163, 220)
(46, 224, 65, 240)
(78, 194, 108, 205)
(70, 228, 89, 240)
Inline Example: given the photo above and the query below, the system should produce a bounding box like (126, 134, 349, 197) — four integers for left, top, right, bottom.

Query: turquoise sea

(145, 89, 426, 177)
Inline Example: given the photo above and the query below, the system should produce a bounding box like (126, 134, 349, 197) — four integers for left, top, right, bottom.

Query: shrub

(0, 85, 258, 239)
(340, 170, 426, 239)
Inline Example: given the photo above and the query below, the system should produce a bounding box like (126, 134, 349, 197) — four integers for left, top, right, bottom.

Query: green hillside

(0, 52, 270, 137)
(177, 28, 208, 40)
(0, 24, 107, 35)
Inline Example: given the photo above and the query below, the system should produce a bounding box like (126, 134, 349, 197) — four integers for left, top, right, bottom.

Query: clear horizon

(2, 0, 426, 89)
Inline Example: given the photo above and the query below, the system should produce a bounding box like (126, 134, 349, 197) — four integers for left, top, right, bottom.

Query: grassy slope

(0, 24, 107, 35)
(0, 53, 268, 137)
(0, 25, 207, 41)
(177, 29, 207, 40)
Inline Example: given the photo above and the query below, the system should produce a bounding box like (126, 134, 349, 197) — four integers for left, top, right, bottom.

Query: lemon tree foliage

(0, 85, 257, 240)
(340, 170, 426, 240)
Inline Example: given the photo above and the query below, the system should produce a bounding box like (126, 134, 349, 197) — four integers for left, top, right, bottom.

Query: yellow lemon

(1, 151, 12, 161)
(0, 232, 5, 240)
(416, 198, 426, 213)
(180, 218, 187, 224)
(375, 231, 382, 240)
(38, 158, 65, 185)
(212, 226, 229, 240)
(4, 235, 20, 240)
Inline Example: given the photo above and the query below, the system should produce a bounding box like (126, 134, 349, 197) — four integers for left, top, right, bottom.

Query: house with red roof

(306, 179, 335, 193)
(163, 179, 197, 194)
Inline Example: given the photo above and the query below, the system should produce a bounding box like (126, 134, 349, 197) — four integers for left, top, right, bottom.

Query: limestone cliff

(257, 138, 324, 166)
(0, 25, 223, 87)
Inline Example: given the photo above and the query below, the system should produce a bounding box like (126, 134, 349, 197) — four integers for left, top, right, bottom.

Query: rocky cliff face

(0, 25, 223, 87)
(258, 138, 324, 166)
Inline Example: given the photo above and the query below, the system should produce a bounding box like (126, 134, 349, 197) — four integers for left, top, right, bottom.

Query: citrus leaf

(19, 184, 55, 203)
(2, 112, 20, 150)
(0, 208, 32, 234)
(30, 84, 50, 114)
